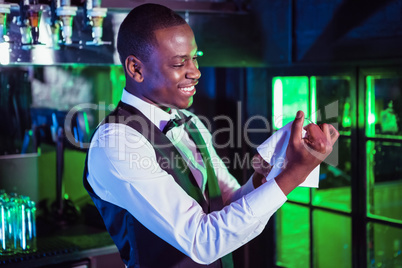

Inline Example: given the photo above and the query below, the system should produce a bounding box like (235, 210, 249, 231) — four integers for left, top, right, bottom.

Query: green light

(196, 51, 204, 57)
(313, 210, 352, 267)
(342, 102, 352, 128)
(310, 76, 317, 123)
(276, 203, 310, 267)
(83, 111, 90, 136)
(380, 101, 398, 133)
(366, 76, 376, 136)
(366, 141, 375, 218)
(368, 114, 376, 125)
(110, 66, 125, 106)
(272, 76, 309, 130)
(273, 77, 283, 129)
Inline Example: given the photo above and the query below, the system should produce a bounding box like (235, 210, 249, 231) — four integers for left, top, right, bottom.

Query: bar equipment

(19, 4, 32, 46)
(16, 195, 37, 252)
(56, 0, 77, 45)
(19, 0, 50, 46)
(86, 0, 109, 46)
(0, 2, 11, 43)
(0, 191, 37, 254)
(27, 4, 40, 44)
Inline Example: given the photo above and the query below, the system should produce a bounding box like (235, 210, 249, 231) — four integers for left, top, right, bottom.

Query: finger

(319, 123, 339, 145)
(290, 110, 305, 146)
(303, 123, 323, 143)
(319, 123, 332, 144)
(303, 123, 313, 130)
(327, 124, 340, 144)
(303, 124, 328, 154)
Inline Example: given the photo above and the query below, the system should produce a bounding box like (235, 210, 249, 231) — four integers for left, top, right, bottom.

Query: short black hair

(117, 3, 187, 65)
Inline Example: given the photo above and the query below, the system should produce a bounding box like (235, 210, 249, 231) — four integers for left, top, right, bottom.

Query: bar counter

(0, 208, 124, 268)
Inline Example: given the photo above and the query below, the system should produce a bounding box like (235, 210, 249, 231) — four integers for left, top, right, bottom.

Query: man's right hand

(275, 110, 339, 195)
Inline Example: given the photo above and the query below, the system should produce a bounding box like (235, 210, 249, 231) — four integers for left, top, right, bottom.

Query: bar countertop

(0, 206, 122, 267)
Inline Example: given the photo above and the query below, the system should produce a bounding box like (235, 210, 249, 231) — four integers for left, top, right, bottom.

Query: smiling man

(123, 22, 200, 111)
(83, 3, 339, 268)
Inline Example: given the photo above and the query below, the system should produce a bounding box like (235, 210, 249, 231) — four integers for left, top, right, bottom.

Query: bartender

(83, 3, 339, 267)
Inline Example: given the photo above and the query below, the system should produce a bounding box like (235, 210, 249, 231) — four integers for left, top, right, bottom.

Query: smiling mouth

(179, 85, 196, 94)
(180, 85, 195, 92)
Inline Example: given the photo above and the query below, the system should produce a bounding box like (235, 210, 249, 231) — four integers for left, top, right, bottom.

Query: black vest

(83, 102, 234, 268)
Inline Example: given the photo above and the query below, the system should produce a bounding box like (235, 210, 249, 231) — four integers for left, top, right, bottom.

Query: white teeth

(181, 86, 194, 92)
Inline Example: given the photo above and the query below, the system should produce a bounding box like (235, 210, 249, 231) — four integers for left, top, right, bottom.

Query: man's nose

(186, 62, 201, 80)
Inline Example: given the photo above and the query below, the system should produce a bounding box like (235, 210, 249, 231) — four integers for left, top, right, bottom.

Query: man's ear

(125, 55, 144, 83)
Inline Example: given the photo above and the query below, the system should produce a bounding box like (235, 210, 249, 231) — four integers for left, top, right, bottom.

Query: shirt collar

(120, 89, 179, 131)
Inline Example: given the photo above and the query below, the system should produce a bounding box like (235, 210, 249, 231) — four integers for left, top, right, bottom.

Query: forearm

(274, 163, 308, 196)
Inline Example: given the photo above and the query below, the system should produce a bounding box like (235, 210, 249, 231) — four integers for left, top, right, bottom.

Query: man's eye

(173, 64, 184, 67)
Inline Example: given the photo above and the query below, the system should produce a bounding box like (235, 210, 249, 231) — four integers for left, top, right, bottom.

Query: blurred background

(0, 0, 401, 267)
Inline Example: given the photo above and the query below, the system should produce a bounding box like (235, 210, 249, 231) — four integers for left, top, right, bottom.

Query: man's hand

(276, 110, 339, 195)
(251, 154, 272, 188)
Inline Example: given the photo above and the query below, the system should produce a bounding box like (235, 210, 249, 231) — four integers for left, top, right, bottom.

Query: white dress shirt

(87, 89, 287, 265)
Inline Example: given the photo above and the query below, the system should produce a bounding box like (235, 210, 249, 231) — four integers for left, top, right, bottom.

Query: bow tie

(162, 114, 193, 134)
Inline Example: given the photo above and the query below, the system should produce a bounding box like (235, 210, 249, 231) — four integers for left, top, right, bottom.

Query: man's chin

(157, 98, 193, 112)
(174, 97, 194, 110)
(184, 98, 193, 109)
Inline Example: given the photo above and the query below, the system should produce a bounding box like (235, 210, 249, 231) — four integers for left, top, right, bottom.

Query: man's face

(140, 24, 201, 111)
